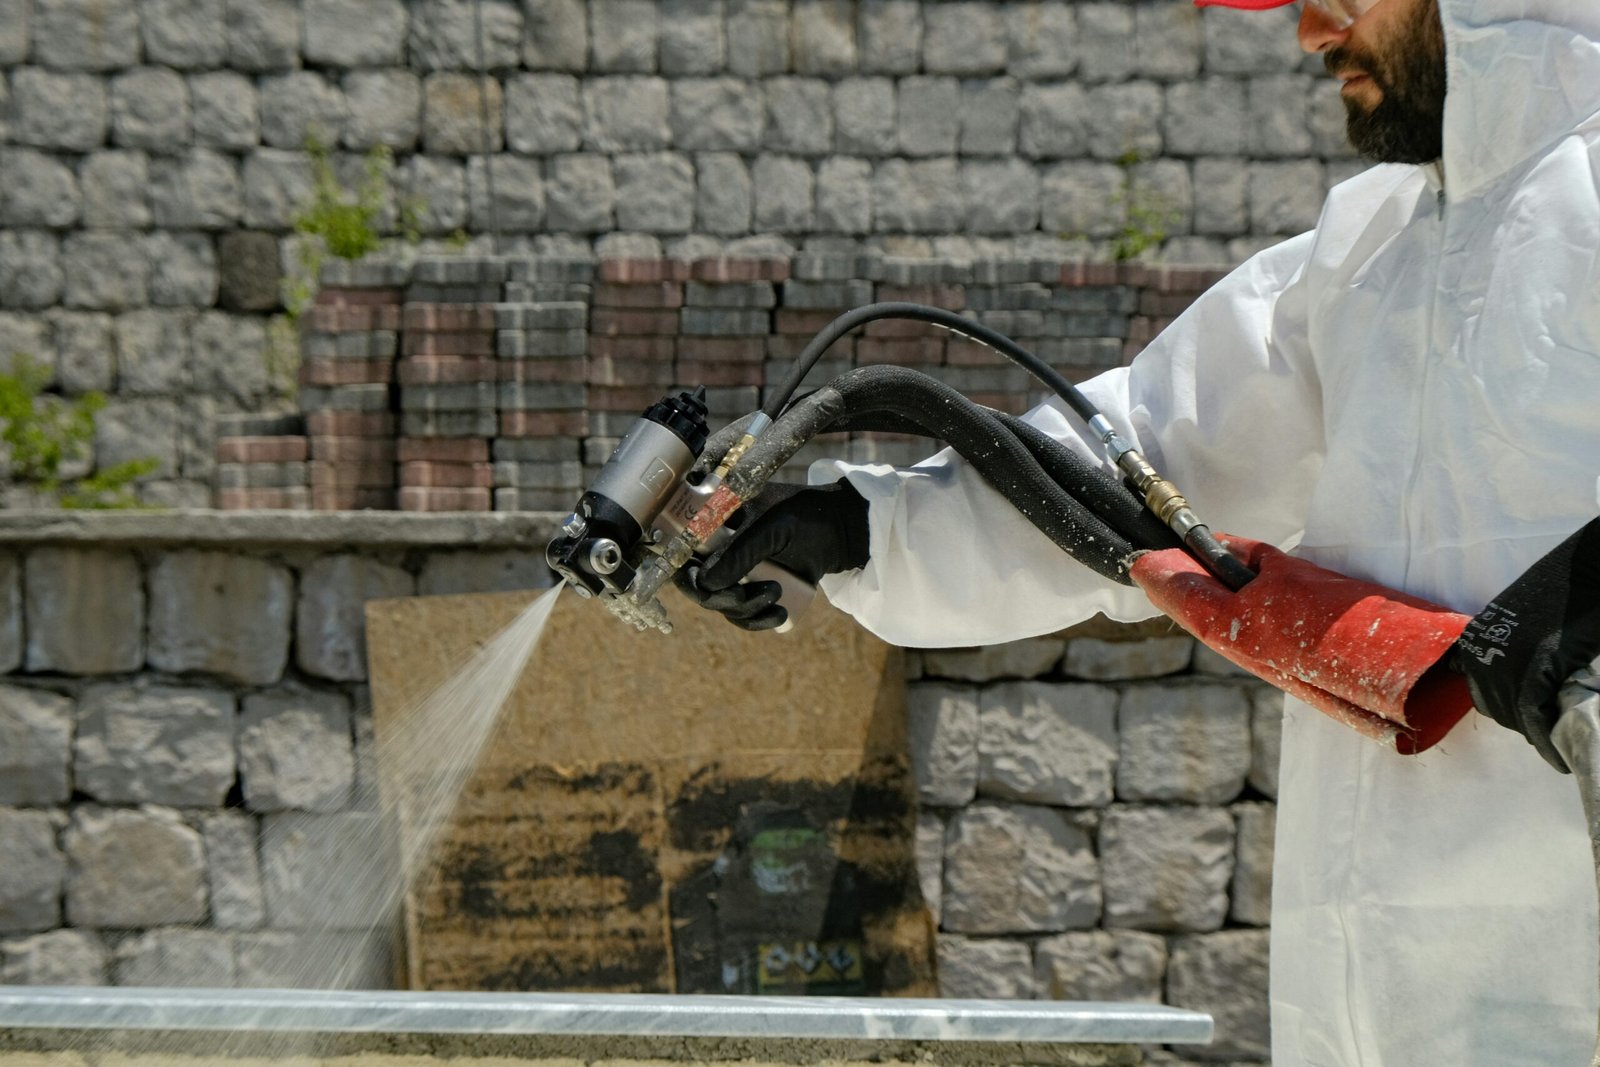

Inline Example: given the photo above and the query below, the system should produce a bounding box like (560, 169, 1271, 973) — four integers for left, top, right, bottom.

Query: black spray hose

(756, 302, 1256, 592)
(727, 367, 1145, 585)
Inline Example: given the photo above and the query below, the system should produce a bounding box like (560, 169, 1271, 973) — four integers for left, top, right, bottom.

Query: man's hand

(674, 480, 870, 631)
(1452, 516, 1600, 772)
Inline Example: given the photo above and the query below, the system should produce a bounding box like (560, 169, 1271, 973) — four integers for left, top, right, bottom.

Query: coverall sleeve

(813, 233, 1325, 648)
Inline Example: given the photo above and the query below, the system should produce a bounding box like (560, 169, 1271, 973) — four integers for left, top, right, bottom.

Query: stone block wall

(212, 252, 1226, 511)
(0, 0, 1360, 513)
(0, 513, 1280, 1063)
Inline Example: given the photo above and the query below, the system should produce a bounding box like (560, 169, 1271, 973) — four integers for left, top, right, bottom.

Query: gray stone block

(1117, 683, 1251, 804)
(65, 806, 208, 928)
(302, 0, 407, 66)
(1166, 930, 1270, 1060)
(1164, 79, 1248, 156)
(409, 0, 522, 70)
(234, 928, 392, 988)
(507, 74, 582, 153)
(922, 636, 1064, 682)
(49, 310, 114, 395)
(816, 156, 872, 234)
(545, 153, 616, 232)
(727, 0, 788, 76)
(115, 927, 237, 987)
(1042, 161, 1127, 240)
(74, 682, 236, 807)
(1248, 73, 1314, 156)
(33, 0, 140, 69)
(398, 155, 470, 235)
(1005, 3, 1076, 79)
(936, 935, 1034, 998)
(1064, 636, 1193, 680)
(766, 77, 832, 155)
(142, 0, 228, 67)
(1193, 158, 1248, 237)
(942, 801, 1100, 934)
(896, 76, 959, 157)
(906, 682, 979, 807)
(752, 155, 814, 232)
(660, 0, 726, 74)
(10, 70, 108, 152)
(0, 929, 107, 986)
(857, 0, 920, 74)
(0, 232, 64, 310)
(117, 309, 191, 392)
(1230, 801, 1274, 926)
(0, 149, 80, 229)
(923, 1, 1006, 75)
(110, 67, 191, 150)
(242, 148, 314, 230)
(1019, 82, 1089, 159)
(1249, 688, 1282, 799)
(148, 551, 292, 685)
(1077, 4, 1136, 82)
(832, 78, 893, 157)
(914, 810, 943, 923)
(792, 0, 856, 75)
(671, 78, 765, 152)
(522, 0, 588, 70)
(79, 151, 151, 230)
(214, 232, 282, 313)
(240, 687, 355, 813)
(978, 681, 1118, 807)
(1249, 159, 1324, 234)
(226, 0, 301, 71)
(872, 158, 961, 233)
(468, 155, 545, 232)
(1085, 81, 1162, 161)
(1136, 3, 1202, 80)
(0, 808, 64, 933)
(1192, 642, 1252, 677)
(422, 72, 503, 154)
(583, 76, 670, 151)
(0, 0, 26, 64)
(150, 150, 242, 231)
(297, 555, 415, 682)
(192, 311, 271, 402)
(260, 71, 349, 149)
(591, 0, 659, 71)
(189, 71, 256, 151)
(1100, 805, 1233, 932)
(342, 71, 421, 151)
(963, 159, 1039, 234)
(203, 811, 265, 930)
(147, 234, 221, 308)
(1036, 930, 1167, 1002)
(959, 79, 1019, 157)
(1202, 4, 1302, 73)
(614, 152, 695, 233)
(0, 687, 71, 807)
(1131, 158, 1193, 236)
(417, 551, 551, 595)
(95, 396, 181, 479)
(695, 152, 753, 235)
(260, 812, 397, 928)
(25, 549, 143, 674)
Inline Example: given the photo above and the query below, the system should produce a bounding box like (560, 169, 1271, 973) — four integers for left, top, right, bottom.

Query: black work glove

(1451, 516, 1600, 772)
(674, 479, 870, 631)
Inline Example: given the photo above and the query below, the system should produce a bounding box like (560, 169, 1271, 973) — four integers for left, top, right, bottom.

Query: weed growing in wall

(0, 355, 158, 509)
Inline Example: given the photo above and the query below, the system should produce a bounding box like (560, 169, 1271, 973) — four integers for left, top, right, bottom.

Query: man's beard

(1327, 0, 1447, 164)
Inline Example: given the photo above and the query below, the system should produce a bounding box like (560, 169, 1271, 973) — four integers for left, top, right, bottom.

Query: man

(687, 0, 1600, 1062)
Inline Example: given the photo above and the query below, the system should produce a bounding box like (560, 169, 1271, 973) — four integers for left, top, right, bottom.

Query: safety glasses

(1193, 0, 1383, 32)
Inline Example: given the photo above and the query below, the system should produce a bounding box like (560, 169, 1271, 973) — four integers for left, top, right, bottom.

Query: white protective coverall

(815, 0, 1600, 1062)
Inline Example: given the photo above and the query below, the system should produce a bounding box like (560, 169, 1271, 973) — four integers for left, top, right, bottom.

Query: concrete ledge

(0, 511, 566, 549)
(0, 987, 1211, 1065)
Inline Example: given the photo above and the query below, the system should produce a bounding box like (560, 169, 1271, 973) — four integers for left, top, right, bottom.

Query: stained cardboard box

(366, 586, 935, 995)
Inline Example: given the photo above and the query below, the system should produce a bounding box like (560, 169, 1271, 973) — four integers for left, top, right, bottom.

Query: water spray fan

(547, 302, 1475, 756)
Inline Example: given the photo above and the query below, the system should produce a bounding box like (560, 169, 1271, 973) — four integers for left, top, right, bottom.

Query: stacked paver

(215, 254, 1226, 512)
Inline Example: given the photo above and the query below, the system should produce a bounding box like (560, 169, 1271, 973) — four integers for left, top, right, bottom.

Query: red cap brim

(1193, 0, 1296, 9)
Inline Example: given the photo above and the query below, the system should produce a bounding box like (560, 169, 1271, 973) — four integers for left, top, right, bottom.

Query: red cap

(1193, 0, 1295, 9)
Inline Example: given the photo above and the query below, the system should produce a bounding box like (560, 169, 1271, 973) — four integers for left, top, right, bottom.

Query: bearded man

(688, 0, 1600, 1061)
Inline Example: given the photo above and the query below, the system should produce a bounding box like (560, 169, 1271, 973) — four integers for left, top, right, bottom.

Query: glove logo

(1473, 646, 1506, 666)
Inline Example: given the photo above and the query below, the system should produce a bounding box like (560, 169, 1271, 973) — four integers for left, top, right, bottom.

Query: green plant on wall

(1109, 150, 1183, 263)
(0, 355, 158, 509)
